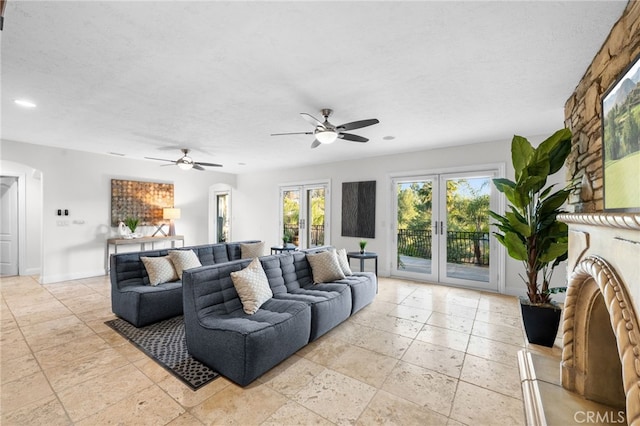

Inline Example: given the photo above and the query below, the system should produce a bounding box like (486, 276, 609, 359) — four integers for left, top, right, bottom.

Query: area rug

(105, 316, 219, 390)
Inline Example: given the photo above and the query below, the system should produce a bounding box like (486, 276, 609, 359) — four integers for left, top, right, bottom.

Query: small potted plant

(489, 128, 573, 347)
(124, 217, 140, 237)
(282, 229, 294, 248)
(359, 240, 367, 254)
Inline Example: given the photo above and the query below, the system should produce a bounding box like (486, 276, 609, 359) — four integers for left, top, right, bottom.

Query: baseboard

(22, 267, 41, 276)
(39, 269, 107, 284)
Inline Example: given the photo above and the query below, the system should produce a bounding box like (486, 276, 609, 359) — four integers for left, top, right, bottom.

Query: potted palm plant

(489, 128, 573, 347)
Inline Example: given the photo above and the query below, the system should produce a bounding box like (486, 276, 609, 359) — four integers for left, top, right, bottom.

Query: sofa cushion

(306, 250, 345, 283)
(140, 256, 178, 286)
(335, 248, 353, 276)
(168, 249, 202, 279)
(240, 241, 265, 259)
(230, 258, 273, 314)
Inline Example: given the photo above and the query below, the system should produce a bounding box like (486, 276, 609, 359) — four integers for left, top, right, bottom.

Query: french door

(280, 182, 329, 249)
(392, 170, 499, 291)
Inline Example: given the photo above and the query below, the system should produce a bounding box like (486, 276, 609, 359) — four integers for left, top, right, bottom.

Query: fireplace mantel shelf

(559, 212, 640, 230)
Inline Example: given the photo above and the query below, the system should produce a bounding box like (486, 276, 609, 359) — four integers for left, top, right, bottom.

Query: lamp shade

(163, 208, 181, 220)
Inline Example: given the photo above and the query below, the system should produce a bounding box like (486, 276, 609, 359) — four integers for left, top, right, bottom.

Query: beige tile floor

(1, 274, 530, 425)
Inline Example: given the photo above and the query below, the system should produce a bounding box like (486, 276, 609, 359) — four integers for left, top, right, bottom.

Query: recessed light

(109, 152, 126, 156)
(383, 136, 395, 141)
(238, 162, 246, 166)
(14, 99, 37, 108)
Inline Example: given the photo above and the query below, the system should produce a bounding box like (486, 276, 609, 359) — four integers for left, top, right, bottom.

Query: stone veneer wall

(564, 2, 640, 213)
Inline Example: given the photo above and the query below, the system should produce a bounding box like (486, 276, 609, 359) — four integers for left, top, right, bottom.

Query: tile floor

(1, 274, 530, 425)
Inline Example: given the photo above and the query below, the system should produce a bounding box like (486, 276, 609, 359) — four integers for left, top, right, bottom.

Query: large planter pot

(520, 298, 562, 347)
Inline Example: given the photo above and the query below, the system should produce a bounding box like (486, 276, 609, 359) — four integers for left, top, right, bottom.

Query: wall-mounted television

(601, 53, 640, 212)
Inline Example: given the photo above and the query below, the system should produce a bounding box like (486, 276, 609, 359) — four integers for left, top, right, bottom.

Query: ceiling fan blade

(271, 132, 314, 136)
(145, 156, 175, 162)
(311, 140, 321, 149)
(339, 133, 369, 143)
(336, 119, 380, 132)
(192, 164, 206, 171)
(300, 113, 325, 128)
(194, 162, 223, 167)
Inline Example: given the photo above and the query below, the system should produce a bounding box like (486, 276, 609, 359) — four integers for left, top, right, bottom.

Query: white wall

(1, 135, 568, 298)
(233, 136, 568, 298)
(0, 140, 236, 283)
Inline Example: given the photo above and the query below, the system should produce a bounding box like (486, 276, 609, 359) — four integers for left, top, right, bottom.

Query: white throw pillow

(168, 249, 202, 279)
(230, 258, 273, 315)
(240, 241, 265, 259)
(141, 256, 178, 286)
(306, 250, 346, 284)
(335, 248, 353, 276)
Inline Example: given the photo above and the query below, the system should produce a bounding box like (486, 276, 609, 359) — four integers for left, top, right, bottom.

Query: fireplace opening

(562, 253, 640, 424)
(585, 289, 625, 409)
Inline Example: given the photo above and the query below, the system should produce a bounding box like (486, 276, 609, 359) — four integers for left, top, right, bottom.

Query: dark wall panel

(341, 181, 376, 238)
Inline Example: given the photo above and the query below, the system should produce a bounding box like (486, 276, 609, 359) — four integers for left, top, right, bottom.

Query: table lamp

(163, 208, 181, 236)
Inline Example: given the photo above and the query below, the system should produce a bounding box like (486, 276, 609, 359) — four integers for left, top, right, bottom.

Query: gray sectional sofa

(182, 251, 377, 386)
(110, 241, 258, 327)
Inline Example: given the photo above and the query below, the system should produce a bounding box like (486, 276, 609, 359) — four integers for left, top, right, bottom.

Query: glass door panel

(307, 188, 325, 247)
(439, 173, 495, 290)
(282, 188, 300, 247)
(215, 193, 230, 243)
(393, 178, 438, 282)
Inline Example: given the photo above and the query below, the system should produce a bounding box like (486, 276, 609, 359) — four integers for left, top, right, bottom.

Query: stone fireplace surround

(559, 213, 640, 425)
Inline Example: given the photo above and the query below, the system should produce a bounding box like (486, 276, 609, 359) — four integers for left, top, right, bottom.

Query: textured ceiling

(0, 1, 627, 174)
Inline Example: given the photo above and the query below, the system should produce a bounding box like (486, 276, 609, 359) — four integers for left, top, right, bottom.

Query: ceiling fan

(145, 148, 222, 170)
(271, 109, 380, 149)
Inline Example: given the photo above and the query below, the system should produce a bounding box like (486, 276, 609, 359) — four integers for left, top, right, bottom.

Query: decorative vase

(360, 249, 365, 254)
(520, 298, 562, 347)
(118, 221, 128, 237)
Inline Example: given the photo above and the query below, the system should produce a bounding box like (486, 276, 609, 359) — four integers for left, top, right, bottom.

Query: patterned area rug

(105, 316, 219, 390)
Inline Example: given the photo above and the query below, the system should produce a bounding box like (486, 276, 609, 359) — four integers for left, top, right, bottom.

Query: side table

(271, 245, 298, 254)
(346, 251, 378, 276)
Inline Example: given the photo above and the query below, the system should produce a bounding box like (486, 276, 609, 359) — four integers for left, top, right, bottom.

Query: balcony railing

(282, 225, 488, 265)
(283, 224, 324, 247)
(397, 229, 489, 266)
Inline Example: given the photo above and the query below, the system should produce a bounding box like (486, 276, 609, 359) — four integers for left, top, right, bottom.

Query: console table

(105, 235, 185, 273)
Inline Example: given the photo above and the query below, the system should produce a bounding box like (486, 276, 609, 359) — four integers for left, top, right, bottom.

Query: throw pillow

(168, 249, 202, 279)
(306, 250, 346, 284)
(335, 248, 353, 276)
(230, 257, 273, 315)
(141, 256, 178, 286)
(241, 241, 265, 259)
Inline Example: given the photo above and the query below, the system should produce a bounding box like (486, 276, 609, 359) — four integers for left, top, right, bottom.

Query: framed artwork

(341, 180, 376, 238)
(601, 53, 640, 212)
(111, 179, 174, 226)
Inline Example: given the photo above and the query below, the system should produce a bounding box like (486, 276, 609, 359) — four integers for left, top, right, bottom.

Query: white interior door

(1, 176, 19, 276)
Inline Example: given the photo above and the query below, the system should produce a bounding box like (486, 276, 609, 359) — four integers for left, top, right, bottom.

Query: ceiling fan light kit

(271, 108, 380, 149)
(177, 156, 194, 170)
(315, 129, 338, 144)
